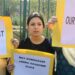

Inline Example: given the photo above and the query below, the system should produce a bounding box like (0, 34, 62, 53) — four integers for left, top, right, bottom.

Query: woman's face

(27, 17, 44, 37)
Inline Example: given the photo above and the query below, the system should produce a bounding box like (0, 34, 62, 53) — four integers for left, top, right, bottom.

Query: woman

(13, 12, 55, 54)
(11, 12, 55, 75)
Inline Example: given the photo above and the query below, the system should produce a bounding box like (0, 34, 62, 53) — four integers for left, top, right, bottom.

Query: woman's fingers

(7, 63, 14, 73)
(11, 38, 19, 48)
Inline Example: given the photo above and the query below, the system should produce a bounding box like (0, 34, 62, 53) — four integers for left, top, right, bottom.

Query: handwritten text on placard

(14, 53, 50, 75)
(0, 20, 6, 55)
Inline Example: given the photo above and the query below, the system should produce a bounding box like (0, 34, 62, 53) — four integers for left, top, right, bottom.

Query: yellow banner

(11, 49, 54, 75)
(52, 0, 75, 48)
(0, 16, 13, 58)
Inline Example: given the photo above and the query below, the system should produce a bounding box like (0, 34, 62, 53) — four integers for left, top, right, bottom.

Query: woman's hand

(11, 38, 19, 48)
(7, 63, 14, 73)
(48, 16, 57, 24)
(47, 16, 57, 31)
(7, 58, 14, 73)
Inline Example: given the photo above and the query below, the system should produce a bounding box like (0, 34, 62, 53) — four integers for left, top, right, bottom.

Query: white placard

(61, 0, 75, 44)
(0, 20, 6, 55)
(14, 53, 50, 75)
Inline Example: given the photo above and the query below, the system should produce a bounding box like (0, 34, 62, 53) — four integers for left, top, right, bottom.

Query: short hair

(27, 12, 45, 27)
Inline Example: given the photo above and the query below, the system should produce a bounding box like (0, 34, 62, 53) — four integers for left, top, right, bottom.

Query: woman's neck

(29, 35, 45, 44)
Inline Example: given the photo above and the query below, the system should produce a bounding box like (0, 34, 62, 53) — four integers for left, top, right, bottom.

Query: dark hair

(27, 12, 45, 27)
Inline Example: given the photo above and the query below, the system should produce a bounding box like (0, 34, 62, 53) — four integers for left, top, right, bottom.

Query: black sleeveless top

(18, 38, 55, 54)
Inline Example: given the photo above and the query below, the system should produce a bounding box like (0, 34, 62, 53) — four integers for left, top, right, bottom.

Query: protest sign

(0, 16, 13, 58)
(52, 0, 75, 47)
(12, 49, 54, 75)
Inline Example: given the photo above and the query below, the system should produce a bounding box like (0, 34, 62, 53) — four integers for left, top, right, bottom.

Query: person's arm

(48, 16, 57, 24)
(47, 16, 57, 31)
(48, 16, 57, 72)
(62, 48, 75, 67)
